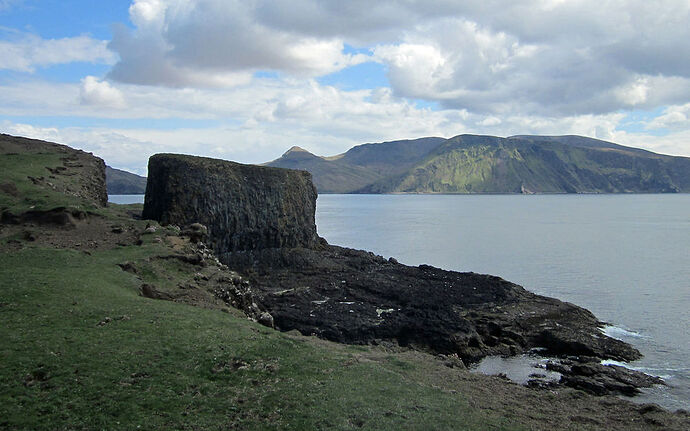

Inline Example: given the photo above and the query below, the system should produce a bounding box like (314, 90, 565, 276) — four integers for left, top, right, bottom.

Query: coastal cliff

(3, 134, 688, 430)
(143, 152, 663, 396)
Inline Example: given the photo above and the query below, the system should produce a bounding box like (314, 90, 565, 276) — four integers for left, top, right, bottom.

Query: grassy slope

(0, 137, 516, 429)
(0, 238, 517, 430)
(0, 152, 92, 213)
(363, 137, 690, 193)
(106, 167, 147, 195)
(336, 137, 445, 177)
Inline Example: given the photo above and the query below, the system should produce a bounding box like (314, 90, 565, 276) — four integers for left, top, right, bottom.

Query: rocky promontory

(143, 152, 662, 397)
(4, 135, 688, 429)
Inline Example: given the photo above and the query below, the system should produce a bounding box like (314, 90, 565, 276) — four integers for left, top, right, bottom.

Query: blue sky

(1, 1, 690, 175)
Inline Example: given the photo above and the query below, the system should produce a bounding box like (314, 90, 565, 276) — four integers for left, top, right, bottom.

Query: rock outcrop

(232, 246, 641, 365)
(142, 154, 320, 255)
(142, 152, 661, 397)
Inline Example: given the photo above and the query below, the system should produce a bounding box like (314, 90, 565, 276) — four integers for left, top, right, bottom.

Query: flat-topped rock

(142, 154, 319, 254)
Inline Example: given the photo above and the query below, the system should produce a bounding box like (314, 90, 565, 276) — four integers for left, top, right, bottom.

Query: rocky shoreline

(3, 135, 689, 429)
(143, 152, 666, 398)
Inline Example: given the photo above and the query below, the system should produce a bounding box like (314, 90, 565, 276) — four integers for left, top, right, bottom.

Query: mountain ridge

(105, 166, 147, 194)
(267, 134, 690, 194)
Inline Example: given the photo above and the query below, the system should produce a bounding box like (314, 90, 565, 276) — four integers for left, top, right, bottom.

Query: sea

(109, 193, 689, 411)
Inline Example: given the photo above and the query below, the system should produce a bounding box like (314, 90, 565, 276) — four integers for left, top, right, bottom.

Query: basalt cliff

(144, 153, 663, 396)
(143, 153, 320, 253)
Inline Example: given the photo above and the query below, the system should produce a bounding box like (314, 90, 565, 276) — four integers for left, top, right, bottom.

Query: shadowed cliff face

(143, 154, 320, 254)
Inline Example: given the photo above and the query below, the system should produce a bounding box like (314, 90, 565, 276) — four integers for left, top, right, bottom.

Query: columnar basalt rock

(142, 154, 320, 255)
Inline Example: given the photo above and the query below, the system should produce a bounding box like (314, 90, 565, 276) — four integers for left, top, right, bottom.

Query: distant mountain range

(105, 166, 147, 194)
(266, 135, 690, 194)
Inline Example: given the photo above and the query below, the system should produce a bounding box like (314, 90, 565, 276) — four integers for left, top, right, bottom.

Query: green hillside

(363, 135, 690, 193)
(266, 146, 382, 193)
(268, 134, 690, 194)
(266, 138, 444, 193)
(335, 137, 445, 176)
(106, 166, 147, 194)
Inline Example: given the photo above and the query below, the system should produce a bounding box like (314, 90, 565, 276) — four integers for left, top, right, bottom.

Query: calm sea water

(111, 193, 689, 410)
(108, 194, 146, 205)
(315, 194, 690, 411)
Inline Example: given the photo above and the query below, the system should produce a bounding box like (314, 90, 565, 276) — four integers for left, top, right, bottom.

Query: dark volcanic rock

(142, 154, 320, 254)
(547, 359, 664, 396)
(227, 245, 641, 364)
(142, 151, 655, 396)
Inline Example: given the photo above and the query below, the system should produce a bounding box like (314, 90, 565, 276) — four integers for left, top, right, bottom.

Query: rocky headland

(144, 152, 663, 397)
(3, 134, 689, 430)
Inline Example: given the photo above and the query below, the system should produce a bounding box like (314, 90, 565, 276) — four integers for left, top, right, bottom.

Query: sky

(1, 0, 690, 175)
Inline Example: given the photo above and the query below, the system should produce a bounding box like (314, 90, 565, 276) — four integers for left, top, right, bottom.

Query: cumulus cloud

(0, 32, 115, 72)
(79, 76, 126, 109)
(105, 0, 690, 116)
(107, 0, 369, 87)
(646, 104, 690, 131)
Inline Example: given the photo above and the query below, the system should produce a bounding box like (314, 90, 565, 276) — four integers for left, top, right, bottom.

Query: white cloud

(646, 104, 690, 131)
(614, 77, 650, 107)
(129, 0, 166, 25)
(108, 0, 370, 87)
(3, 74, 689, 179)
(609, 129, 690, 158)
(80, 76, 126, 109)
(102, 1, 690, 116)
(0, 33, 115, 72)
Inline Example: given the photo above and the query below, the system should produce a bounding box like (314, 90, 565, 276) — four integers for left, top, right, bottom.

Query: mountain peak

(267, 134, 690, 194)
(283, 146, 311, 156)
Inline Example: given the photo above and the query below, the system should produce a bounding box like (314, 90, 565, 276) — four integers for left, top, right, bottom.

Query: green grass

(0, 153, 94, 213)
(0, 244, 522, 430)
